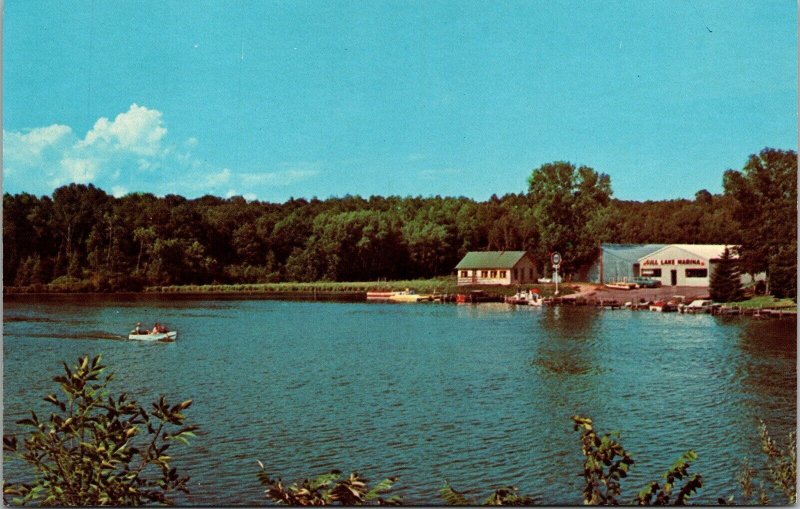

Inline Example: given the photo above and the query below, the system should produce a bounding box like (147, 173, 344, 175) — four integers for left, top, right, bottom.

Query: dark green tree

(709, 247, 743, 303)
(723, 148, 797, 297)
(528, 162, 612, 275)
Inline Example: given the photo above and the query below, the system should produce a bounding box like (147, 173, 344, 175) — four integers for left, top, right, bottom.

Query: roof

(602, 243, 668, 263)
(455, 251, 530, 269)
(638, 244, 738, 262)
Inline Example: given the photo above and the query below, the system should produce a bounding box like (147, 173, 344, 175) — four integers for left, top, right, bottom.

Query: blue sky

(3, 1, 797, 202)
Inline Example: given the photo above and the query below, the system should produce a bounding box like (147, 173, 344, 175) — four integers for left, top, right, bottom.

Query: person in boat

(132, 322, 143, 334)
(151, 322, 167, 334)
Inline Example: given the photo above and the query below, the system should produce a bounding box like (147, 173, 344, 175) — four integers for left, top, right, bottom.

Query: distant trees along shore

(3, 148, 796, 298)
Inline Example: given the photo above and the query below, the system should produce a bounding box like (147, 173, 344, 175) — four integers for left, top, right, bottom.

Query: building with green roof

(454, 251, 538, 286)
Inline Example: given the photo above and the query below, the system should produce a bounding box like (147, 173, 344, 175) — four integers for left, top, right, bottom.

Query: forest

(3, 148, 796, 297)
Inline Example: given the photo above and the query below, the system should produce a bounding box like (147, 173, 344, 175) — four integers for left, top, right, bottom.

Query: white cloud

(205, 168, 232, 187)
(3, 105, 318, 199)
(80, 103, 167, 156)
(240, 167, 320, 187)
(4, 104, 173, 194)
(419, 168, 461, 180)
(3, 125, 74, 174)
(59, 157, 99, 184)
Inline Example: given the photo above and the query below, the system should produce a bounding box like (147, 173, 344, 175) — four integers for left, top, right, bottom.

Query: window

(513, 269, 518, 280)
(490, 270, 498, 278)
(481, 270, 488, 278)
(685, 269, 708, 278)
(499, 270, 506, 278)
(642, 269, 662, 277)
(460, 270, 468, 278)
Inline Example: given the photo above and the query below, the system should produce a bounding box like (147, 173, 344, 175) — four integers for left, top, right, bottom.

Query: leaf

(440, 481, 471, 506)
(3, 435, 18, 452)
(365, 477, 397, 500)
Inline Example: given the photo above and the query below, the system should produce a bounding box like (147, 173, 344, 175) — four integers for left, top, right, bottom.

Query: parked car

(631, 276, 661, 288)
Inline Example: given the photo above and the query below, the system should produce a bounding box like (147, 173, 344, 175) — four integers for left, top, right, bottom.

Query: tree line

(3, 148, 796, 297)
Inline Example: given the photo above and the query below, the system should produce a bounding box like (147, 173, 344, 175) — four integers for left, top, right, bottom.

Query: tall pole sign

(552, 252, 561, 296)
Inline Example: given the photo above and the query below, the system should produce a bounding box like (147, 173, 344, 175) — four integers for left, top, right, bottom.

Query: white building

(637, 244, 735, 287)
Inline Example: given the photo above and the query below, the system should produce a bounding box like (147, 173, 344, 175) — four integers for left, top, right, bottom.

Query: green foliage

(634, 450, 702, 505)
(439, 481, 535, 506)
(256, 464, 401, 505)
(573, 416, 710, 506)
(723, 148, 797, 296)
(709, 247, 744, 303)
(3, 356, 197, 506)
(3, 149, 795, 290)
(759, 420, 796, 504)
(527, 162, 612, 274)
(735, 457, 770, 505)
(571, 416, 634, 504)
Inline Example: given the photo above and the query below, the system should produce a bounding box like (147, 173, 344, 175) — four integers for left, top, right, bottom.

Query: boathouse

(587, 243, 764, 288)
(638, 244, 738, 287)
(585, 244, 668, 284)
(455, 251, 538, 286)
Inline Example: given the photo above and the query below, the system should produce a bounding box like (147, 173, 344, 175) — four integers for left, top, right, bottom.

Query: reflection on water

(3, 297, 796, 505)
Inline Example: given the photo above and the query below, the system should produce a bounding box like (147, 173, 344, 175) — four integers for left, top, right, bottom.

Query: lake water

(3, 296, 796, 505)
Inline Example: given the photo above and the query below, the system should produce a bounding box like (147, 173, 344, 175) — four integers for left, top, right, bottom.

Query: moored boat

(455, 290, 500, 304)
(505, 289, 543, 306)
(605, 281, 636, 290)
(366, 290, 432, 303)
(679, 299, 714, 314)
(649, 300, 677, 312)
(528, 292, 543, 306)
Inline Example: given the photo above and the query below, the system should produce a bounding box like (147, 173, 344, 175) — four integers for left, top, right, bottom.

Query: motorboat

(455, 290, 500, 304)
(679, 299, 714, 314)
(129, 331, 177, 342)
(505, 289, 543, 306)
(505, 290, 530, 305)
(528, 291, 543, 306)
(649, 300, 677, 312)
(605, 281, 636, 290)
(366, 289, 432, 303)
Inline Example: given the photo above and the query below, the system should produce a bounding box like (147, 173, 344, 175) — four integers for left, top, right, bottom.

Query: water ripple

(3, 300, 795, 505)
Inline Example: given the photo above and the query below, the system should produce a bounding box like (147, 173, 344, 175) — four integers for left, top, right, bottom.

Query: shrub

(759, 420, 796, 504)
(572, 415, 704, 505)
(440, 482, 535, 506)
(3, 356, 198, 506)
(256, 465, 401, 505)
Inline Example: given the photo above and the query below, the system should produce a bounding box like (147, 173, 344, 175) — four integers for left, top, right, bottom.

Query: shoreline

(4, 287, 795, 317)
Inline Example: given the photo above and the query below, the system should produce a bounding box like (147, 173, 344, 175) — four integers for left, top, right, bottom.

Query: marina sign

(642, 259, 705, 266)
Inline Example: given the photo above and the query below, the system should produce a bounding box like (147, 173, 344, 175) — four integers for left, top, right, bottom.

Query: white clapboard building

(637, 244, 734, 287)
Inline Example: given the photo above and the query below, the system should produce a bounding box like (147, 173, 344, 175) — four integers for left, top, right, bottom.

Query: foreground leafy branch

(257, 463, 401, 505)
(635, 451, 702, 505)
(759, 420, 796, 504)
(440, 481, 535, 506)
(573, 415, 706, 506)
(3, 356, 198, 506)
(572, 415, 635, 504)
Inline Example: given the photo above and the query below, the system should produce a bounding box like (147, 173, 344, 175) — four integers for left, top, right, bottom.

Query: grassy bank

(722, 295, 797, 311)
(146, 278, 576, 297)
